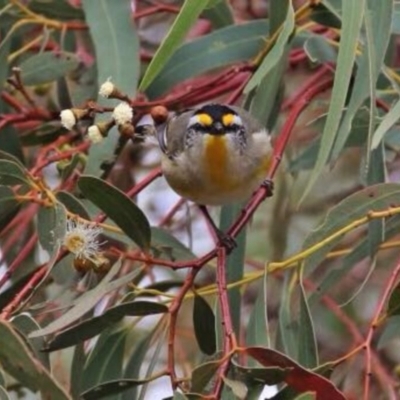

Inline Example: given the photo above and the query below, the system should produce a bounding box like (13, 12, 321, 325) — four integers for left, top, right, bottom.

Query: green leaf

(81, 326, 127, 393)
(37, 203, 67, 255)
(11, 313, 49, 369)
(0, 387, 9, 400)
(303, 35, 337, 64)
(0, 320, 71, 399)
(202, 0, 234, 28)
(276, 273, 298, 359)
(372, 97, 400, 149)
(302, 183, 400, 274)
(19, 51, 79, 85)
(244, 3, 294, 93)
(0, 159, 30, 185)
(82, 0, 139, 177)
(0, 125, 25, 164)
(29, 0, 84, 20)
(139, 0, 213, 91)
(300, 0, 365, 203)
(81, 379, 147, 400)
(70, 343, 86, 399)
(333, 0, 393, 158)
(387, 283, 400, 317)
(377, 315, 400, 349)
(20, 122, 63, 147)
(310, 1, 341, 29)
(29, 260, 139, 337)
(191, 360, 220, 393)
(81, 0, 139, 95)
(0, 185, 19, 229)
(298, 279, 318, 368)
(151, 227, 195, 261)
(56, 191, 90, 219)
(0, 26, 11, 87)
(219, 203, 246, 337)
(120, 328, 159, 400)
(193, 293, 216, 355)
(309, 213, 400, 306)
(78, 176, 151, 250)
(246, 273, 270, 350)
(44, 301, 167, 351)
(146, 20, 268, 98)
(222, 376, 247, 399)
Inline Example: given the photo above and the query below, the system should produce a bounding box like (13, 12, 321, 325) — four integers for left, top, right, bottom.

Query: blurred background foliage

(0, 0, 400, 399)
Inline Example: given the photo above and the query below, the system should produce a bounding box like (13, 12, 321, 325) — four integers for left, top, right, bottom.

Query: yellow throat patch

(204, 134, 232, 189)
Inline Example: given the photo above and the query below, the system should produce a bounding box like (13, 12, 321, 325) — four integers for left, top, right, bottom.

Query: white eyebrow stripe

(231, 115, 242, 125)
(188, 115, 200, 127)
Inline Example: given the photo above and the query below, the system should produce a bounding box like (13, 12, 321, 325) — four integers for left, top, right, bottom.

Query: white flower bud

(99, 79, 115, 98)
(60, 109, 76, 130)
(87, 125, 103, 143)
(112, 102, 133, 125)
(64, 219, 104, 260)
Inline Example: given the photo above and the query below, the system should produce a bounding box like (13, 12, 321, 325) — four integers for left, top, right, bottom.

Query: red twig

(0, 234, 37, 291)
(363, 260, 400, 400)
(167, 268, 200, 389)
(0, 265, 47, 319)
(212, 247, 237, 398)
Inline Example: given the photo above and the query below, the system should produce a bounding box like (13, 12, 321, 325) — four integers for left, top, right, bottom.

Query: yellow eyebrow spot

(197, 113, 213, 126)
(222, 113, 234, 126)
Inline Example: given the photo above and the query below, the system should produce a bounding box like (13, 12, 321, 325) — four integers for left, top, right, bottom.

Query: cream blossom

(60, 109, 76, 130)
(99, 79, 115, 98)
(87, 125, 103, 144)
(112, 102, 133, 125)
(63, 219, 103, 260)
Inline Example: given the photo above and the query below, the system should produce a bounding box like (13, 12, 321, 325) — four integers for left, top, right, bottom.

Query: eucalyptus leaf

(303, 183, 400, 274)
(44, 301, 167, 351)
(78, 176, 151, 250)
(0, 159, 30, 186)
(301, 0, 365, 203)
(193, 293, 216, 355)
(37, 203, 67, 255)
(244, 3, 294, 93)
(139, 0, 213, 91)
(19, 51, 79, 86)
(0, 320, 71, 399)
(146, 20, 268, 98)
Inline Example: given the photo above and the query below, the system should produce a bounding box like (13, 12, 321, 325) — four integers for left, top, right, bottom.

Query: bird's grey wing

(160, 109, 194, 156)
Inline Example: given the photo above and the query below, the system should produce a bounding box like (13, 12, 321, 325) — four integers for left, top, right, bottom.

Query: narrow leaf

(81, 379, 147, 400)
(139, 0, 212, 91)
(29, 260, 130, 337)
(298, 278, 318, 368)
(146, 20, 268, 98)
(372, 98, 400, 149)
(301, 0, 365, 202)
(302, 183, 400, 274)
(193, 293, 216, 355)
(78, 175, 151, 250)
(0, 320, 71, 399)
(244, 3, 294, 93)
(333, 0, 393, 157)
(191, 360, 220, 393)
(44, 301, 167, 351)
(19, 51, 79, 85)
(81, 0, 139, 94)
(37, 203, 67, 255)
(0, 160, 30, 185)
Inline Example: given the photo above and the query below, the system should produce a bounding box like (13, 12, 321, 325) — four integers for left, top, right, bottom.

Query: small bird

(157, 103, 273, 246)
